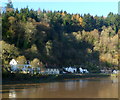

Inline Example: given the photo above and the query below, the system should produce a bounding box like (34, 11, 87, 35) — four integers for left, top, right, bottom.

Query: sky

(1, 0, 119, 17)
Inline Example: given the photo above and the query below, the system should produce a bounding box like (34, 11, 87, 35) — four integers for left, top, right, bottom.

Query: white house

(63, 67, 77, 73)
(79, 67, 83, 73)
(82, 69, 89, 73)
(113, 70, 119, 74)
(9, 59, 17, 66)
(79, 67, 89, 73)
(9, 59, 18, 72)
(45, 68, 60, 74)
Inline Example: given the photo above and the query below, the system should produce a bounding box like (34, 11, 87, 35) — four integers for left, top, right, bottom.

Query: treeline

(1, 1, 120, 72)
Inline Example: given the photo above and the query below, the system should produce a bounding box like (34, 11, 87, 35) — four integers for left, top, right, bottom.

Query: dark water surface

(1, 77, 118, 98)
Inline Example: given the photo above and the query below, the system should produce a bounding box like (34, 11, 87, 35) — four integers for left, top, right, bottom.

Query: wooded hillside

(1, 1, 120, 72)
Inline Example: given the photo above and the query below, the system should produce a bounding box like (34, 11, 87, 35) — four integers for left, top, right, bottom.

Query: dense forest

(1, 1, 120, 72)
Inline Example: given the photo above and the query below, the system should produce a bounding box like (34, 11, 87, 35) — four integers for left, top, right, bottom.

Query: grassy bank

(2, 73, 110, 84)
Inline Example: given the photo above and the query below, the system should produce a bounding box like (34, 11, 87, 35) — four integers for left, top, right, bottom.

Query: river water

(1, 77, 118, 98)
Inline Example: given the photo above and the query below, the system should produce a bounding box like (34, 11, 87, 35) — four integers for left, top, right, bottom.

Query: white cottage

(10, 59, 17, 66)
(79, 67, 89, 73)
(79, 67, 83, 73)
(63, 67, 77, 73)
(9, 59, 18, 72)
(45, 68, 60, 74)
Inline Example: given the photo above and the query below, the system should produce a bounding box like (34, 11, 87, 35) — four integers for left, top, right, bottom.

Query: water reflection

(2, 77, 118, 98)
(79, 80, 88, 88)
(47, 82, 59, 91)
(110, 77, 118, 83)
(9, 89, 16, 98)
(65, 80, 77, 91)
